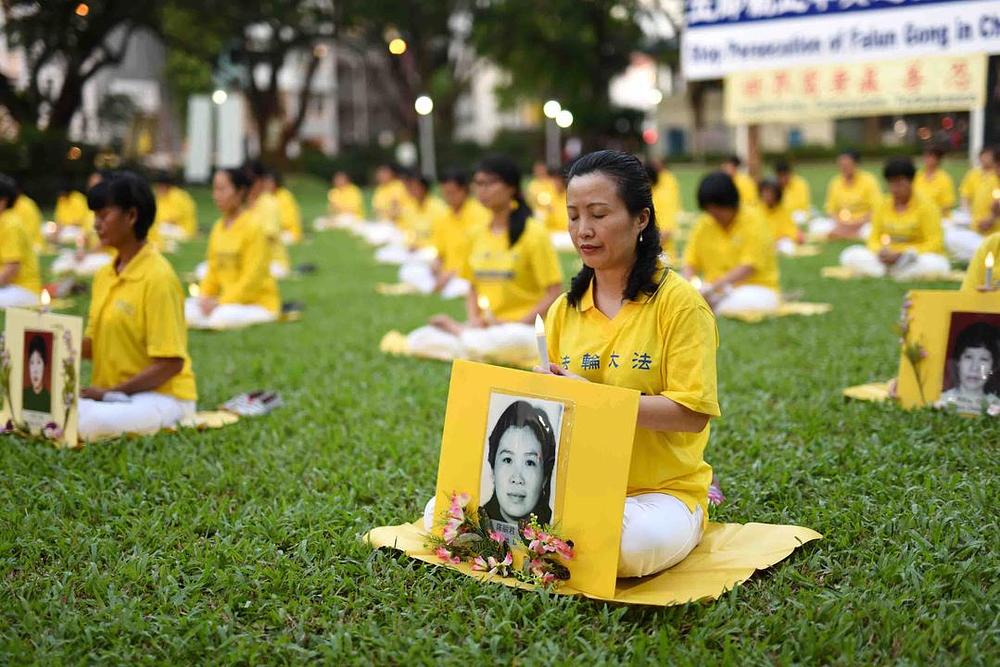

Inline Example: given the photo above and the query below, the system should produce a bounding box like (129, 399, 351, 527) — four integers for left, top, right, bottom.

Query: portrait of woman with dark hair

(479, 398, 559, 530)
(22, 332, 52, 414)
(936, 319, 1000, 415)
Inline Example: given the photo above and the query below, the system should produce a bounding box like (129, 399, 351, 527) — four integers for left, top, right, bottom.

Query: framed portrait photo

(433, 360, 640, 599)
(897, 290, 1000, 416)
(1, 308, 83, 447)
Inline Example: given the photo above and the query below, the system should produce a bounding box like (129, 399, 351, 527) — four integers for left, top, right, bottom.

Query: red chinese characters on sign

(773, 71, 791, 95)
(903, 63, 923, 91)
(831, 68, 849, 93)
(859, 67, 879, 93)
(802, 69, 819, 96)
(950, 61, 970, 89)
(743, 76, 763, 98)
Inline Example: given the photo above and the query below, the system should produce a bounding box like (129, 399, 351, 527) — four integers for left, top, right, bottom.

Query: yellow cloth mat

(821, 266, 965, 282)
(842, 380, 893, 402)
(723, 301, 832, 323)
(788, 244, 822, 258)
(379, 330, 536, 369)
(365, 519, 821, 606)
(376, 282, 421, 296)
(177, 410, 240, 430)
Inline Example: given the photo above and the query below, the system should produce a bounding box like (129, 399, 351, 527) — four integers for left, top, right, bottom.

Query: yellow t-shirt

(970, 172, 1000, 235)
(152, 186, 198, 241)
(431, 198, 490, 273)
(961, 232, 1000, 291)
(400, 195, 450, 247)
(914, 168, 956, 213)
(12, 195, 43, 248)
(867, 195, 944, 254)
(463, 218, 563, 322)
(781, 174, 812, 214)
(85, 243, 197, 401)
(526, 177, 557, 214)
(760, 203, 798, 241)
(734, 172, 759, 208)
(824, 171, 881, 221)
(250, 192, 289, 272)
(0, 210, 41, 293)
(544, 189, 569, 232)
(276, 187, 302, 243)
(372, 180, 410, 221)
(653, 171, 680, 261)
(328, 184, 363, 217)
(54, 191, 90, 227)
(544, 268, 720, 517)
(200, 209, 281, 313)
(683, 207, 780, 290)
(959, 167, 984, 202)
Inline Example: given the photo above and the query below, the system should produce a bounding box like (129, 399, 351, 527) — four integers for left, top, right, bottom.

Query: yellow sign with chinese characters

(724, 53, 987, 124)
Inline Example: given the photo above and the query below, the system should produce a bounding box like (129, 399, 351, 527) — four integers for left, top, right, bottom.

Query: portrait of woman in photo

(936, 320, 1000, 415)
(479, 399, 558, 529)
(22, 332, 52, 414)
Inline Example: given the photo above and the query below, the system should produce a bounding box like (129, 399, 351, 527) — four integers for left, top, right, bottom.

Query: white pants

(158, 223, 187, 241)
(398, 262, 470, 298)
(184, 298, 276, 329)
(407, 322, 536, 361)
(78, 392, 196, 440)
(357, 223, 404, 247)
(51, 251, 112, 277)
(270, 261, 290, 280)
(776, 237, 797, 256)
(944, 227, 984, 262)
(808, 217, 870, 240)
(422, 492, 704, 578)
(715, 285, 781, 315)
(0, 285, 38, 307)
(840, 245, 951, 280)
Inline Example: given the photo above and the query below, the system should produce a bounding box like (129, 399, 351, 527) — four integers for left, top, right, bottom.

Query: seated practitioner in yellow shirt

(78, 171, 197, 440)
(243, 160, 290, 279)
(815, 150, 881, 240)
(946, 146, 1000, 261)
(839, 157, 950, 280)
(683, 172, 781, 315)
(774, 160, 812, 222)
(721, 155, 758, 208)
(541, 169, 574, 253)
(150, 171, 198, 243)
(405, 155, 564, 361)
(51, 171, 113, 276)
(325, 170, 364, 219)
(914, 145, 956, 216)
(52, 182, 92, 244)
(526, 160, 557, 219)
(371, 164, 411, 223)
(758, 179, 802, 256)
(961, 231, 1000, 292)
(959, 145, 994, 209)
(0, 175, 41, 307)
(269, 172, 302, 245)
(12, 182, 43, 250)
(375, 171, 449, 265)
(185, 168, 281, 329)
(646, 161, 680, 264)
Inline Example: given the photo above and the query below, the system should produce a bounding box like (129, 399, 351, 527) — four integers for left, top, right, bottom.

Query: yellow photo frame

(1, 308, 84, 448)
(897, 290, 1000, 415)
(432, 360, 640, 599)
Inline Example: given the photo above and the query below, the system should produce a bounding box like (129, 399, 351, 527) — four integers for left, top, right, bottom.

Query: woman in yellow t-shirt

(324, 171, 364, 223)
(946, 147, 1000, 261)
(812, 150, 881, 240)
(774, 160, 812, 221)
(540, 150, 720, 577)
(78, 171, 197, 440)
(758, 179, 802, 256)
(961, 231, 1000, 292)
(405, 155, 564, 362)
(12, 183, 43, 250)
(683, 172, 781, 315)
(185, 168, 281, 329)
(0, 175, 41, 307)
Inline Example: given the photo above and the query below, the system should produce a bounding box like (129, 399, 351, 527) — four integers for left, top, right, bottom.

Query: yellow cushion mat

(842, 380, 893, 403)
(722, 301, 832, 323)
(375, 282, 422, 296)
(365, 519, 821, 607)
(821, 266, 965, 282)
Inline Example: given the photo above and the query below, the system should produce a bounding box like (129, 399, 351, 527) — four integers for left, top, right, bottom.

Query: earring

(639, 232, 643, 243)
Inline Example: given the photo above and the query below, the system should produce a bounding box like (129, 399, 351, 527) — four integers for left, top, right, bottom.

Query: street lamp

(543, 100, 561, 119)
(543, 100, 562, 168)
(414, 95, 436, 180)
(556, 109, 574, 129)
(388, 38, 407, 55)
(211, 89, 228, 105)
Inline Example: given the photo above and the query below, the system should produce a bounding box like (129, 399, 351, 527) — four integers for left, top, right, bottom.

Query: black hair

(883, 156, 916, 182)
(990, 145, 1000, 162)
(839, 150, 861, 163)
(86, 171, 157, 241)
(759, 178, 783, 204)
(58, 179, 77, 195)
(151, 170, 175, 186)
(243, 159, 270, 182)
(774, 159, 791, 174)
(486, 400, 557, 524)
(215, 166, 252, 196)
(643, 162, 660, 184)
(474, 154, 532, 246)
(0, 174, 17, 208)
(564, 150, 662, 308)
(438, 168, 469, 189)
(27, 334, 47, 362)
(408, 173, 431, 192)
(951, 322, 1000, 396)
(723, 154, 742, 168)
(924, 145, 945, 159)
(697, 171, 740, 209)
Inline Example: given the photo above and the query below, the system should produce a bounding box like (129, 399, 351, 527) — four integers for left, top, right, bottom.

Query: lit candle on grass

(477, 295, 493, 325)
(880, 234, 891, 253)
(188, 283, 200, 299)
(39, 289, 51, 313)
(534, 314, 549, 372)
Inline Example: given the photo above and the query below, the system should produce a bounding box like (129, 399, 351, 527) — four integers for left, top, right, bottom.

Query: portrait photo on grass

(936, 312, 1000, 415)
(478, 393, 565, 542)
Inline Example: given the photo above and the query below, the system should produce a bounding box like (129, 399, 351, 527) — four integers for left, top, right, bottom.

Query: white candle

(880, 233, 891, 250)
(39, 288, 51, 313)
(188, 283, 200, 299)
(986, 251, 995, 289)
(477, 295, 493, 325)
(534, 314, 549, 372)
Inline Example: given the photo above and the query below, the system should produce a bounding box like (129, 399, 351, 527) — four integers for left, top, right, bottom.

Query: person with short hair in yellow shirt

(541, 170, 576, 253)
(774, 160, 812, 222)
(150, 172, 198, 243)
(185, 167, 281, 329)
(840, 157, 950, 280)
(11, 183, 43, 250)
(400, 173, 450, 248)
(959, 145, 995, 208)
(759, 179, 802, 256)
(242, 160, 290, 279)
(945, 147, 1000, 261)
(51, 183, 92, 245)
(0, 175, 41, 307)
(645, 161, 681, 263)
(77, 171, 197, 440)
(816, 150, 881, 240)
(683, 172, 781, 315)
(915, 146, 956, 216)
(542, 150, 720, 577)
(962, 231, 1000, 292)
(526, 160, 557, 221)
(371, 164, 411, 222)
(270, 172, 302, 245)
(721, 155, 758, 208)
(404, 155, 563, 361)
(326, 171, 364, 219)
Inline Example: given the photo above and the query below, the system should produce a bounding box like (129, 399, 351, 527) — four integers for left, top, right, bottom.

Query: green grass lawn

(1, 166, 997, 664)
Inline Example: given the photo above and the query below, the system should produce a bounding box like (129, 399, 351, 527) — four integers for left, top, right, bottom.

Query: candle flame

(993, 188, 1000, 200)
(534, 313, 545, 335)
(188, 283, 200, 298)
(537, 191, 552, 207)
(40, 289, 51, 306)
(987, 251, 995, 269)
(880, 234, 891, 247)
(690, 276, 703, 291)
(839, 209, 851, 222)
(477, 295, 491, 312)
